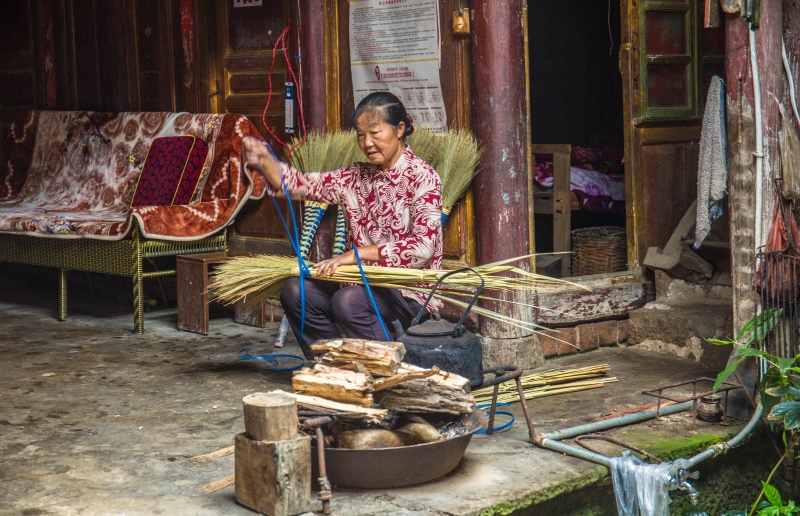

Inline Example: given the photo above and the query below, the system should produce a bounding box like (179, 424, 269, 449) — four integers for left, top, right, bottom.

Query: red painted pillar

(472, 1, 542, 368)
(297, 0, 333, 261)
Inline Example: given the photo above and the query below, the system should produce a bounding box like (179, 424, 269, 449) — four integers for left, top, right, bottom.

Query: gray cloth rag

(695, 75, 728, 248)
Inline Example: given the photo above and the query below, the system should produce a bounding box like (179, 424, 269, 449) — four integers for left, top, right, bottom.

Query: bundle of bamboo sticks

(471, 365, 617, 405)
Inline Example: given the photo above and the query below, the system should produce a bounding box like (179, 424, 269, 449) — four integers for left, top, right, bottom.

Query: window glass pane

(647, 63, 690, 108)
(646, 11, 687, 55)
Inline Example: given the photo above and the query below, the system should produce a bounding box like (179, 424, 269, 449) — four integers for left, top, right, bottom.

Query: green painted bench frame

(0, 221, 227, 333)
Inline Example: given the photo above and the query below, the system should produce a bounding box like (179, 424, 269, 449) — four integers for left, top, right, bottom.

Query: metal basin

(311, 410, 488, 489)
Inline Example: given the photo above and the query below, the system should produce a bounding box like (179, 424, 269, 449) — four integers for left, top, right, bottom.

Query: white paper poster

(349, 0, 447, 133)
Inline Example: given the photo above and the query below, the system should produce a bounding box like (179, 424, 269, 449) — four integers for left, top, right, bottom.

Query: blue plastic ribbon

(238, 348, 305, 373)
(353, 246, 391, 341)
(252, 140, 311, 349)
(475, 402, 516, 434)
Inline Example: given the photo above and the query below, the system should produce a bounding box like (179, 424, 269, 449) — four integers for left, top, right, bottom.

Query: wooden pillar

(297, 0, 334, 261)
(725, 0, 783, 416)
(472, 0, 542, 369)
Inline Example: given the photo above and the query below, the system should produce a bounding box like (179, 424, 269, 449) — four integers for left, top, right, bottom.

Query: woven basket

(571, 226, 627, 276)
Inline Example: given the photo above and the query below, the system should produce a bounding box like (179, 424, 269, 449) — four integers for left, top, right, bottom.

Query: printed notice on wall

(350, 0, 446, 133)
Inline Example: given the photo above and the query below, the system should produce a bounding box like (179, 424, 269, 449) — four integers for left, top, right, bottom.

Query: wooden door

(620, 0, 725, 269)
(213, 0, 299, 253)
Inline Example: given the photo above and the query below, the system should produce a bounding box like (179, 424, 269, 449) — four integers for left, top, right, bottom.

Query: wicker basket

(571, 226, 627, 276)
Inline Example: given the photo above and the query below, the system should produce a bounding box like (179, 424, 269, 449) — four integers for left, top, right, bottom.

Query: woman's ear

(396, 121, 406, 139)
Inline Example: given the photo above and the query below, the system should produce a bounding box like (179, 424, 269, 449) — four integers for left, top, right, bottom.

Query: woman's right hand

(242, 136, 281, 190)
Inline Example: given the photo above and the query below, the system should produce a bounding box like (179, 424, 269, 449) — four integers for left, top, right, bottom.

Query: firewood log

(312, 338, 406, 377)
(291, 363, 374, 407)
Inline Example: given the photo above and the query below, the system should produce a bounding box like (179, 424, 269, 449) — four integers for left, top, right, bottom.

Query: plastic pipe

(750, 25, 764, 252)
(684, 402, 763, 469)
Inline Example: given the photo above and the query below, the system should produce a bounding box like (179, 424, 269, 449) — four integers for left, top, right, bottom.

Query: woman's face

(355, 110, 405, 171)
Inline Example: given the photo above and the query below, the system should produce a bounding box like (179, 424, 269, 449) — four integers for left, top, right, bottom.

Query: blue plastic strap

(238, 348, 305, 373)
(475, 402, 516, 434)
(353, 246, 391, 341)
(253, 140, 311, 347)
(441, 211, 449, 226)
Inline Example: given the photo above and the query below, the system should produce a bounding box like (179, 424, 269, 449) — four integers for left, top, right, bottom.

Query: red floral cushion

(130, 135, 195, 207)
(172, 138, 209, 205)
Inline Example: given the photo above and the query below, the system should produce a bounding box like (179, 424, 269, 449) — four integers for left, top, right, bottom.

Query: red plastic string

(261, 23, 307, 158)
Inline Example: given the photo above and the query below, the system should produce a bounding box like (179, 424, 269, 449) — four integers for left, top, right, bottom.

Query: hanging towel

(695, 75, 728, 248)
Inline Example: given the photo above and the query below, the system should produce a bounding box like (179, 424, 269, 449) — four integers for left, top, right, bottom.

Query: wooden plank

(234, 433, 310, 516)
(277, 390, 388, 419)
(552, 148, 572, 277)
(536, 279, 653, 326)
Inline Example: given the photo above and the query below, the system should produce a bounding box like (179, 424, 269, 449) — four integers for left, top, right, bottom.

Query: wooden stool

(177, 251, 282, 334)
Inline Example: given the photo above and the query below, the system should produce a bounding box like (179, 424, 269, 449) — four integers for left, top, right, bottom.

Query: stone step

(628, 298, 733, 371)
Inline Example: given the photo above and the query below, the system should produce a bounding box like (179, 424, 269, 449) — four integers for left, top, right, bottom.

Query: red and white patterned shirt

(270, 146, 443, 310)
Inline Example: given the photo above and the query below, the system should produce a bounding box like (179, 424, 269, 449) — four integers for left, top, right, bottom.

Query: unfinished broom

(407, 126, 441, 166)
(211, 254, 589, 335)
(431, 129, 482, 225)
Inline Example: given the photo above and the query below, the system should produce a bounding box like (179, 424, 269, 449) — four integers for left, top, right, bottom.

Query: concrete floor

(0, 271, 747, 515)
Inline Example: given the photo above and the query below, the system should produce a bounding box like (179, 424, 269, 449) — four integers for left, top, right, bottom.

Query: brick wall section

(539, 319, 630, 358)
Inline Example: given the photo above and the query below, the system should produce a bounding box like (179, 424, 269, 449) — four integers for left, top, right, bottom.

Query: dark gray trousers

(280, 277, 424, 359)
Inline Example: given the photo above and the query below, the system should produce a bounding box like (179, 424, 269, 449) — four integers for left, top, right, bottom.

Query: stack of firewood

(289, 338, 475, 417)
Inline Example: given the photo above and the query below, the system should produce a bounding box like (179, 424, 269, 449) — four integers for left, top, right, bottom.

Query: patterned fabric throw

(172, 138, 209, 205)
(130, 135, 196, 207)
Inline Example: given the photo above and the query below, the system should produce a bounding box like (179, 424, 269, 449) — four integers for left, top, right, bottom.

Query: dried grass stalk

(200, 474, 235, 493)
(189, 445, 234, 461)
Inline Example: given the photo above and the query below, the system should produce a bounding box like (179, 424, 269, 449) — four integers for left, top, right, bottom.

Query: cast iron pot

(393, 268, 484, 388)
(311, 410, 488, 488)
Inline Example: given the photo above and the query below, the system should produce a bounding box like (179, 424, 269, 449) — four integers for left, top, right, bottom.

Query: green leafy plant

(709, 308, 800, 515)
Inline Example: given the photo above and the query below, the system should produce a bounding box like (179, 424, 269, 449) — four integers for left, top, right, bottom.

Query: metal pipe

(540, 401, 695, 442)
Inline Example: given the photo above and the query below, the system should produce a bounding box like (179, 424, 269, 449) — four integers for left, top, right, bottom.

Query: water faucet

(667, 468, 700, 505)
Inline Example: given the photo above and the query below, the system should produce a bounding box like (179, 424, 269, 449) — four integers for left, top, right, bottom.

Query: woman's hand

(314, 245, 381, 278)
(242, 136, 281, 190)
(314, 251, 356, 278)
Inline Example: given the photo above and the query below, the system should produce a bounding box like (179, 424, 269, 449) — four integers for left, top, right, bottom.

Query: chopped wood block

(376, 365, 475, 415)
(234, 433, 310, 516)
(291, 364, 374, 407)
(373, 366, 439, 392)
(399, 363, 471, 391)
(242, 391, 298, 442)
(312, 338, 406, 376)
(276, 389, 388, 420)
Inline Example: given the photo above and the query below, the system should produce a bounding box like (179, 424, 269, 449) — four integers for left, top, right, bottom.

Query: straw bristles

(287, 130, 359, 173)
(189, 445, 234, 461)
(471, 365, 617, 404)
(432, 129, 482, 211)
(200, 474, 235, 493)
(407, 127, 442, 166)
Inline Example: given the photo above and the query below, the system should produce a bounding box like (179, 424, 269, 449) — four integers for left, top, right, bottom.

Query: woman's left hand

(314, 245, 381, 278)
(314, 251, 355, 278)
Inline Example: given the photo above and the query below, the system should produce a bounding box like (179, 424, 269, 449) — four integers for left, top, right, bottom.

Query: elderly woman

(242, 92, 443, 359)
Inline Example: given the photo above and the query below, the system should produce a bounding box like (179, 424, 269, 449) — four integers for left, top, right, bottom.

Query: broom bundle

(211, 254, 589, 334)
(407, 126, 442, 166)
(471, 365, 617, 404)
(431, 129, 482, 223)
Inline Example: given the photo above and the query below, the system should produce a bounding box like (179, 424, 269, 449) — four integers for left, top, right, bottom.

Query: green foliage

(707, 309, 800, 515)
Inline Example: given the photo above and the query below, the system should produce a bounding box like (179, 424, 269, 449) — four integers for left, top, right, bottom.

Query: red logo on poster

(375, 66, 381, 81)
